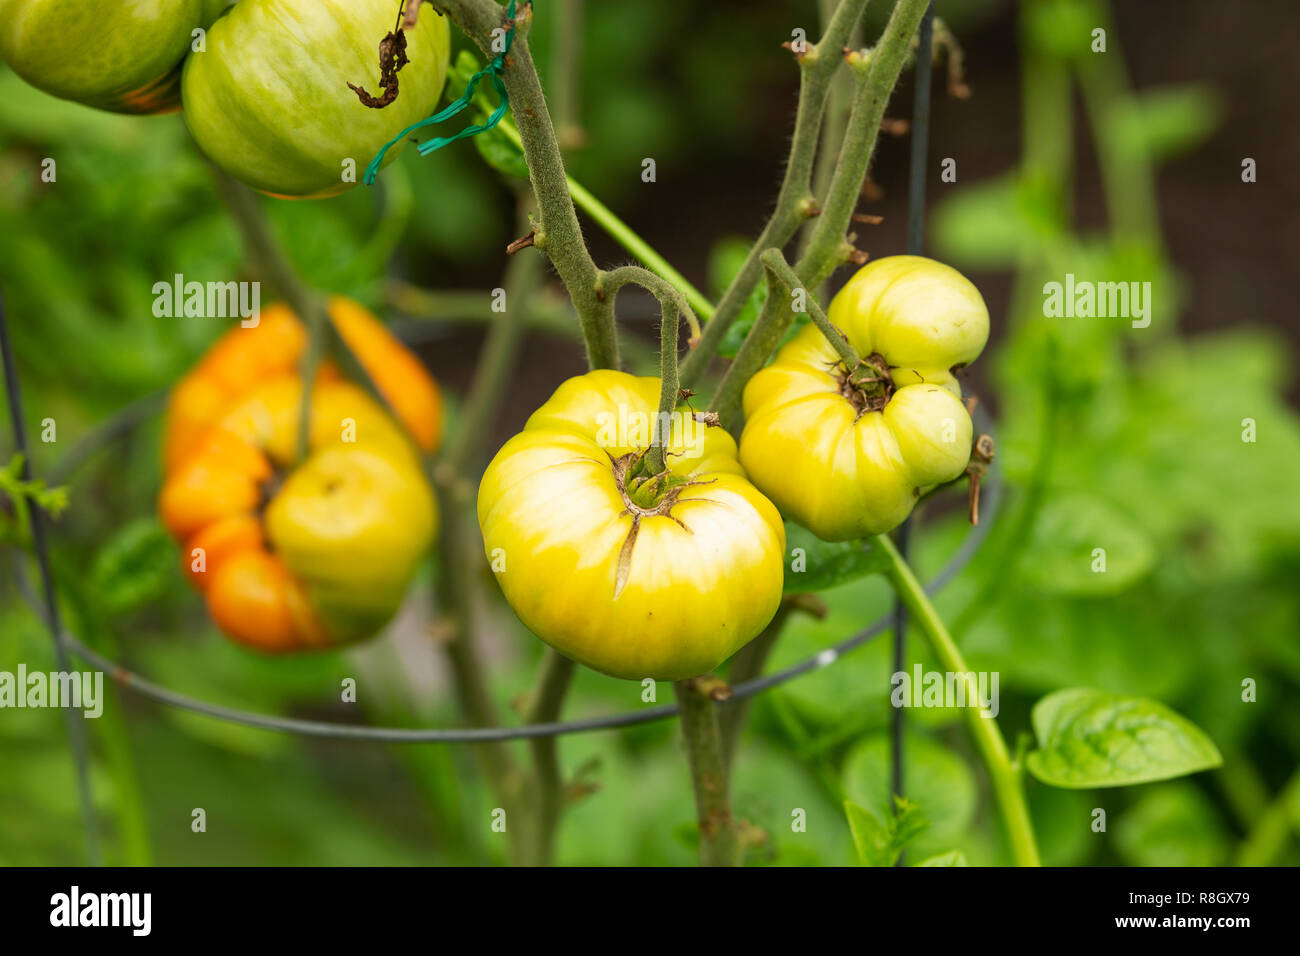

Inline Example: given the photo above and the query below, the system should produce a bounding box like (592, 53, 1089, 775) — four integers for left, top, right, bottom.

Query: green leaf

(0, 453, 70, 547)
(1018, 491, 1157, 596)
(845, 797, 929, 867)
(1026, 688, 1223, 788)
(915, 849, 968, 866)
(843, 733, 977, 852)
(1113, 86, 1222, 163)
(445, 50, 527, 180)
(89, 519, 177, 614)
(783, 522, 891, 594)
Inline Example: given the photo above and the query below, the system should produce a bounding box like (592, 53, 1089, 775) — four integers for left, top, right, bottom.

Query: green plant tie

(364, 0, 518, 185)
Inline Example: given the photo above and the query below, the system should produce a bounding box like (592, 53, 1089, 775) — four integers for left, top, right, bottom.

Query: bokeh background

(2, 0, 1298, 865)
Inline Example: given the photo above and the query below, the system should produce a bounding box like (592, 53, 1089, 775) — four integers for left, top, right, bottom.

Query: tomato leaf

(845, 797, 928, 867)
(782, 522, 892, 594)
(1017, 491, 1156, 596)
(89, 519, 177, 614)
(843, 733, 976, 853)
(447, 50, 527, 180)
(1025, 688, 1223, 788)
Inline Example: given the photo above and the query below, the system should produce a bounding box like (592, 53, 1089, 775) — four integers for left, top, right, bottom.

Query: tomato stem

(599, 266, 694, 474)
(440, 0, 620, 370)
(873, 532, 1042, 866)
(680, 0, 875, 390)
(674, 678, 743, 866)
(209, 166, 328, 465)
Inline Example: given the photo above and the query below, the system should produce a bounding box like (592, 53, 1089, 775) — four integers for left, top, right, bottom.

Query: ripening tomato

(161, 378, 436, 650)
(181, 0, 451, 198)
(739, 256, 989, 541)
(478, 370, 786, 681)
(0, 0, 224, 114)
(160, 298, 441, 651)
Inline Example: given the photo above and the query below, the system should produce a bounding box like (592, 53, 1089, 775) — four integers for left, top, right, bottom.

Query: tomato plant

(3, 0, 1291, 880)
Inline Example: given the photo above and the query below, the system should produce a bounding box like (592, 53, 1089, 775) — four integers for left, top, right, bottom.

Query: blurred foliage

(1, 0, 1297, 868)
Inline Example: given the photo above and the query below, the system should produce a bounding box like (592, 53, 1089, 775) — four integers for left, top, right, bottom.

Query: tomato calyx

(609, 451, 715, 598)
(838, 352, 895, 419)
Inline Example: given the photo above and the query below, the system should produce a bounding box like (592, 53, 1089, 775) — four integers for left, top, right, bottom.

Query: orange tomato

(160, 298, 441, 651)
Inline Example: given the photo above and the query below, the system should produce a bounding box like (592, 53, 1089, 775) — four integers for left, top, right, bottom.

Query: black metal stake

(0, 286, 102, 865)
(894, 0, 936, 864)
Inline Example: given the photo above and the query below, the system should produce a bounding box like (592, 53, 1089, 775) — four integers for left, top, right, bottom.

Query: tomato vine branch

(209, 166, 328, 463)
(439, 0, 619, 370)
(873, 533, 1042, 867)
(599, 265, 695, 474)
(760, 248, 861, 369)
(793, 0, 931, 291)
(675, 678, 742, 866)
(678, 0, 872, 389)
(493, 118, 715, 322)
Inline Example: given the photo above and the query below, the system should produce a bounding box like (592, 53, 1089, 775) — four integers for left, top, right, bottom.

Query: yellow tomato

(739, 256, 989, 541)
(478, 370, 786, 680)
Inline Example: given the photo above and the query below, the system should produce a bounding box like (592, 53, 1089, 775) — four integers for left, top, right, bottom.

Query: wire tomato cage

(2, 1, 973, 862)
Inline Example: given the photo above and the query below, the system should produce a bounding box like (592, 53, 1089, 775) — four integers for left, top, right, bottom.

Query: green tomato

(182, 0, 451, 199)
(739, 256, 989, 542)
(478, 370, 787, 681)
(0, 0, 211, 114)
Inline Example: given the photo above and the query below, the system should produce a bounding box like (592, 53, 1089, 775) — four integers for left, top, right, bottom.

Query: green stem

(760, 248, 861, 368)
(679, 0, 872, 389)
(549, 0, 585, 149)
(794, 0, 931, 290)
(709, 292, 787, 433)
(873, 533, 1042, 867)
(442, 0, 618, 369)
(209, 166, 326, 462)
(675, 679, 742, 866)
(497, 119, 714, 322)
(521, 648, 577, 866)
(801, 0, 864, 267)
(440, 199, 542, 476)
(600, 265, 691, 473)
(719, 603, 792, 768)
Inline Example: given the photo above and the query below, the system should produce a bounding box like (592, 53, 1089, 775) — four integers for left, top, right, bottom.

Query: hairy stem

(795, 0, 931, 289)
(521, 648, 577, 865)
(761, 248, 861, 368)
(600, 265, 693, 473)
(678, 0, 872, 389)
(874, 533, 1041, 866)
(709, 0, 931, 429)
(675, 679, 742, 866)
(709, 292, 785, 433)
(440, 0, 618, 369)
(495, 119, 714, 320)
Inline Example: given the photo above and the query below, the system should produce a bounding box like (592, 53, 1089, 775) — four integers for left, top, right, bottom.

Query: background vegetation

(2, 0, 1298, 866)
